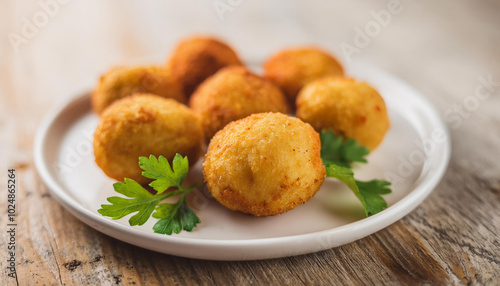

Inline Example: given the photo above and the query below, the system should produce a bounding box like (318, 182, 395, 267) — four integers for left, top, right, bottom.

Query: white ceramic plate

(34, 61, 450, 261)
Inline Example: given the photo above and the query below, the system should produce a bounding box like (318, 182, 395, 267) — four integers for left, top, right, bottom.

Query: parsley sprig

(320, 130, 392, 217)
(98, 154, 201, 235)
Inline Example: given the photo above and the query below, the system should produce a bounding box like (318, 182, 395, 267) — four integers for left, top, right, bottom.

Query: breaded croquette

(203, 113, 326, 217)
(264, 47, 344, 103)
(296, 77, 390, 150)
(190, 66, 290, 140)
(94, 94, 204, 184)
(92, 66, 186, 114)
(167, 36, 243, 97)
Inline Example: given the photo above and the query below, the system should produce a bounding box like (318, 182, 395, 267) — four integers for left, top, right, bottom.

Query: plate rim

(33, 61, 451, 260)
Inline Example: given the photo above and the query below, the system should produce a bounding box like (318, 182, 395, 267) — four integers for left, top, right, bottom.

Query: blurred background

(0, 0, 499, 170)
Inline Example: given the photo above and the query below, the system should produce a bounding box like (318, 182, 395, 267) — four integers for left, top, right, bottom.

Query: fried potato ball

(94, 94, 204, 184)
(296, 77, 390, 150)
(264, 47, 344, 103)
(203, 112, 326, 217)
(190, 66, 290, 140)
(167, 36, 243, 97)
(92, 65, 186, 114)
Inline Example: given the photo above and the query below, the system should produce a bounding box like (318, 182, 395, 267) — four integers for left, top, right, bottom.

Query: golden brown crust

(189, 66, 290, 141)
(203, 112, 326, 217)
(264, 47, 344, 103)
(296, 77, 390, 150)
(93, 94, 205, 184)
(167, 36, 243, 97)
(92, 65, 186, 114)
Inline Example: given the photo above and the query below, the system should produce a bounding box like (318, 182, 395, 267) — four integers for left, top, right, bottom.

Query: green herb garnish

(320, 130, 370, 168)
(98, 154, 200, 235)
(320, 130, 391, 216)
(325, 164, 391, 216)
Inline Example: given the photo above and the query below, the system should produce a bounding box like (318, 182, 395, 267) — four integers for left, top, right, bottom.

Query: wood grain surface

(1, 1, 499, 285)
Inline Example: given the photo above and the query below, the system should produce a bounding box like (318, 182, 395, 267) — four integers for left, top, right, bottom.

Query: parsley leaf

(139, 154, 189, 194)
(152, 200, 201, 235)
(151, 183, 201, 234)
(98, 178, 169, 226)
(320, 130, 370, 168)
(98, 154, 201, 235)
(355, 180, 392, 216)
(325, 163, 391, 216)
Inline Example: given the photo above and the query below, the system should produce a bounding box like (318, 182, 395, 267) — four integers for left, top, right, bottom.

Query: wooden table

(1, 1, 499, 285)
